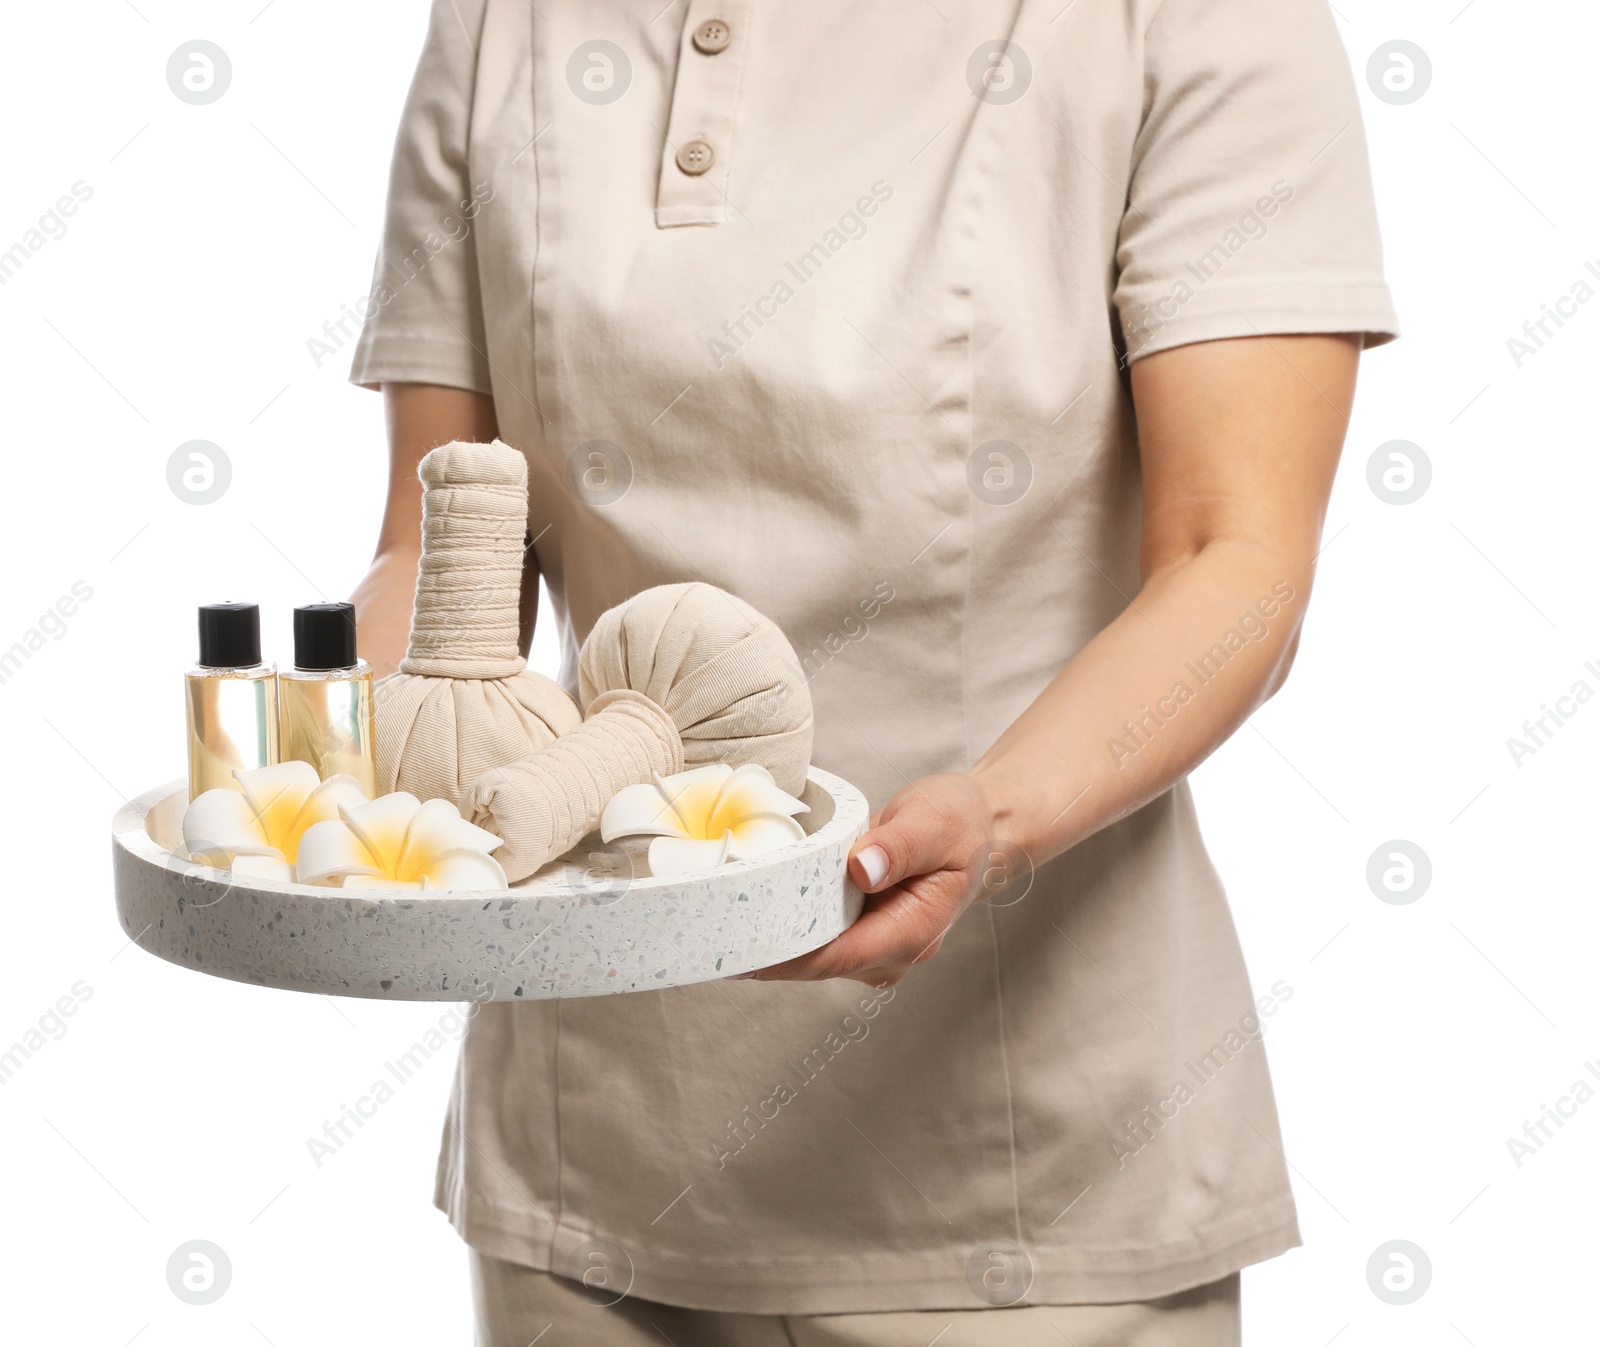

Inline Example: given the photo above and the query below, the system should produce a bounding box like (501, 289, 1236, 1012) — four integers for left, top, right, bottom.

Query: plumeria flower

(601, 763, 809, 877)
(295, 791, 508, 892)
(182, 761, 369, 884)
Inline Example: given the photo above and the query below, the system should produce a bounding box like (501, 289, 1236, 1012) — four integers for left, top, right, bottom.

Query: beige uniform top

(352, 0, 1398, 1314)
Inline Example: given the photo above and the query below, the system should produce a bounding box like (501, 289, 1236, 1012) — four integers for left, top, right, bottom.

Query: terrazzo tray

(111, 768, 868, 1002)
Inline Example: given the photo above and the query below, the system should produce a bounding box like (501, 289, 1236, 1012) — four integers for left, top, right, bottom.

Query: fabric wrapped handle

(401, 442, 529, 679)
(462, 690, 685, 882)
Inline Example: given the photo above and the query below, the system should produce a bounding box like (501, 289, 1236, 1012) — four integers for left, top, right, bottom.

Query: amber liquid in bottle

(186, 602, 279, 800)
(277, 603, 377, 795)
(278, 664, 377, 796)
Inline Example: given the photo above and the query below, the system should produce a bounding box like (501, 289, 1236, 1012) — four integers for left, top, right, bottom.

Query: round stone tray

(111, 768, 867, 1001)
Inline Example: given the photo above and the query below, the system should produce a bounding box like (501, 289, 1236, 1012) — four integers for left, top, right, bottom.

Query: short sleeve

(349, 0, 493, 393)
(1113, 0, 1399, 362)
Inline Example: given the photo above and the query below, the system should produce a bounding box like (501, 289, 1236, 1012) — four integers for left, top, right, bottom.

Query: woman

(351, 0, 1397, 1341)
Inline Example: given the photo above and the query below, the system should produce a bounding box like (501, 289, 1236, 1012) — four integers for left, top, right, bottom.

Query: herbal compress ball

(462, 582, 814, 883)
(374, 441, 581, 808)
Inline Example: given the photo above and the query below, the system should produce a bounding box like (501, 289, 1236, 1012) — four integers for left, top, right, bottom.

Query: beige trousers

(471, 1252, 1241, 1347)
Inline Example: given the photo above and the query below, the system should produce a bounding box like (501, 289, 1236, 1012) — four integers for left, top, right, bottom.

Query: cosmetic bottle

(278, 602, 377, 796)
(186, 602, 280, 800)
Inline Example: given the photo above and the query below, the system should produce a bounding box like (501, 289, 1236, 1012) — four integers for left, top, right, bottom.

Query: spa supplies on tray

(173, 442, 820, 892)
(373, 441, 582, 807)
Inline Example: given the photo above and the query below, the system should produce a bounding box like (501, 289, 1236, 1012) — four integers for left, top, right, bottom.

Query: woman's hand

(351, 547, 421, 678)
(754, 773, 1000, 986)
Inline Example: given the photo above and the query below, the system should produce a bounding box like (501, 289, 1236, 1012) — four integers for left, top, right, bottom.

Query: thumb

(848, 795, 952, 894)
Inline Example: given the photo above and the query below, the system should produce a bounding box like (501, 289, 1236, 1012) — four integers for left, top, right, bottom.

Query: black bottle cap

(293, 602, 359, 671)
(197, 602, 262, 669)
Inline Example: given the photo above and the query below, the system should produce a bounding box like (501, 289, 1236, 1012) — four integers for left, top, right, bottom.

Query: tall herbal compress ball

(374, 441, 581, 807)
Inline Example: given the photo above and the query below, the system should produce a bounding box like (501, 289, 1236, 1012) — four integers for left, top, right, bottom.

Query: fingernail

(856, 843, 890, 889)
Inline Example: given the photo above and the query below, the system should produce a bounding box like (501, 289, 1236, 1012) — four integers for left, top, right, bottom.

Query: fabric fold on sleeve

(1113, 0, 1400, 363)
(349, 0, 494, 394)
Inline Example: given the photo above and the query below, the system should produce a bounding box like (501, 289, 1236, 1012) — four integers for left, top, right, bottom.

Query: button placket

(655, 0, 753, 228)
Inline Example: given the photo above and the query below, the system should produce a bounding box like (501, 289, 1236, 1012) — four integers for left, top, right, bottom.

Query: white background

(0, 0, 1594, 1342)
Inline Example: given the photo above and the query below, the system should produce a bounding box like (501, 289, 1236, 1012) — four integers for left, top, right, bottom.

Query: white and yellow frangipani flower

(182, 761, 370, 884)
(600, 762, 809, 877)
(295, 792, 508, 892)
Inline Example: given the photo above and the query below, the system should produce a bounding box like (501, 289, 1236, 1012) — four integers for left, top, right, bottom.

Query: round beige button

(675, 139, 715, 175)
(692, 19, 732, 54)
